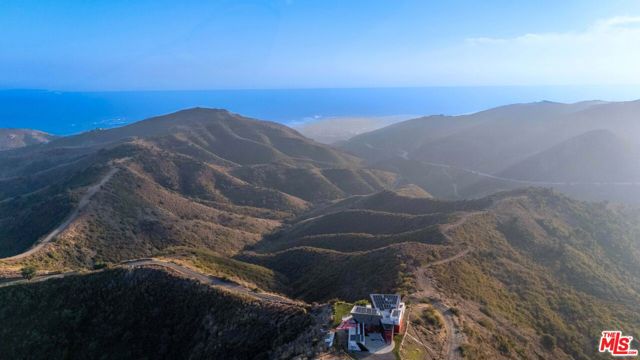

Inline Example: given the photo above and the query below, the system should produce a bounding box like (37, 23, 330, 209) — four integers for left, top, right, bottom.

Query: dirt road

(412, 251, 468, 360)
(424, 247, 471, 268)
(1, 167, 118, 261)
(407, 212, 479, 359)
(0, 258, 300, 306)
(121, 259, 301, 305)
(0, 272, 78, 288)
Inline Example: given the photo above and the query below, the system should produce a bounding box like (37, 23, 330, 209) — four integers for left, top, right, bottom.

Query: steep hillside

(459, 129, 640, 203)
(0, 108, 393, 263)
(407, 101, 599, 173)
(0, 128, 55, 150)
(4, 105, 640, 360)
(303, 189, 489, 217)
(341, 114, 473, 162)
(394, 183, 433, 198)
(158, 246, 290, 293)
(342, 101, 596, 164)
(240, 190, 488, 303)
(241, 187, 640, 359)
(0, 160, 109, 257)
(498, 129, 640, 182)
(0, 267, 322, 360)
(372, 156, 481, 199)
(241, 243, 446, 302)
(43, 108, 359, 167)
(238, 190, 483, 302)
(253, 191, 464, 253)
(231, 164, 395, 202)
(417, 188, 640, 359)
(341, 100, 640, 203)
(0, 108, 364, 179)
(0, 143, 301, 264)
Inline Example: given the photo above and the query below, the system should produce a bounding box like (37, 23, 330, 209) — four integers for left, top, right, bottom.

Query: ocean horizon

(1, 86, 639, 135)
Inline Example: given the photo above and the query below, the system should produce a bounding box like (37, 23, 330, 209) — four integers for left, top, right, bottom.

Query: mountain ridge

(2, 104, 640, 359)
(341, 99, 640, 204)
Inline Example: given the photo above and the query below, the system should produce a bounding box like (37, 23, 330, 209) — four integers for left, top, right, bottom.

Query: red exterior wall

(394, 314, 404, 333)
(383, 329, 393, 344)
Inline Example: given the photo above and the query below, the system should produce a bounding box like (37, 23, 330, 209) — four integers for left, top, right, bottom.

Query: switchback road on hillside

(1, 167, 118, 261)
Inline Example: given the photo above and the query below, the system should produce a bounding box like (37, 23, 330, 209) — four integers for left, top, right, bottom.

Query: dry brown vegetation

(0, 109, 393, 268)
(2, 109, 640, 360)
(414, 188, 640, 359)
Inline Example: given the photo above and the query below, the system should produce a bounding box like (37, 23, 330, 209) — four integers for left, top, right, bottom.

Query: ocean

(1, 86, 639, 135)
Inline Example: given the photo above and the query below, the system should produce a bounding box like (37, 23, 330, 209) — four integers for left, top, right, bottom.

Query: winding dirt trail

(0, 258, 300, 306)
(411, 261, 467, 360)
(424, 248, 471, 268)
(121, 259, 301, 305)
(0, 272, 77, 288)
(1, 167, 118, 261)
(406, 211, 480, 359)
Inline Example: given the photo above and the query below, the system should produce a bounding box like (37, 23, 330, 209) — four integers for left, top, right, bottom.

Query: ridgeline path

(0, 258, 300, 306)
(424, 247, 472, 268)
(0, 167, 118, 261)
(407, 211, 480, 360)
(121, 259, 301, 305)
(0, 272, 78, 288)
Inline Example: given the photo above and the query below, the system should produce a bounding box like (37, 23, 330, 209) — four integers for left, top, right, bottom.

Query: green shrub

(20, 266, 37, 280)
(459, 343, 478, 358)
(495, 335, 511, 355)
(421, 306, 443, 329)
(478, 318, 494, 330)
(93, 262, 107, 270)
(541, 333, 556, 350)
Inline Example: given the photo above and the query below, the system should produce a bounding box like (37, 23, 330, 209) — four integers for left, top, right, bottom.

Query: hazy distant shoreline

(1, 86, 639, 135)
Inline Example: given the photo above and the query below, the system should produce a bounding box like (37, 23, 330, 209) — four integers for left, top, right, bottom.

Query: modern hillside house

(337, 294, 405, 352)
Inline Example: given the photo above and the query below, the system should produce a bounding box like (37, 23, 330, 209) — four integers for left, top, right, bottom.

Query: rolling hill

(341, 99, 640, 204)
(459, 129, 640, 203)
(498, 129, 640, 182)
(0, 267, 324, 360)
(239, 187, 640, 359)
(0, 108, 394, 265)
(422, 188, 640, 359)
(3, 105, 640, 359)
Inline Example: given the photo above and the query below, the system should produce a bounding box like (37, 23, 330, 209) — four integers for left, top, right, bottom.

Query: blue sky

(2, 0, 640, 90)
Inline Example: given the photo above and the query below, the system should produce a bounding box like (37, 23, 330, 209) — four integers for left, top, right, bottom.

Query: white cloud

(405, 16, 640, 86)
(593, 16, 640, 30)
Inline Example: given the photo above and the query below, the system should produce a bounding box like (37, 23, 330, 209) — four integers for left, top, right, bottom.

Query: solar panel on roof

(352, 306, 378, 315)
(371, 294, 400, 310)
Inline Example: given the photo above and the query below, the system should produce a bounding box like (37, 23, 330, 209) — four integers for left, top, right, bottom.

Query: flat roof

(351, 306, 380, 315)
(370, 294, 401, 311)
